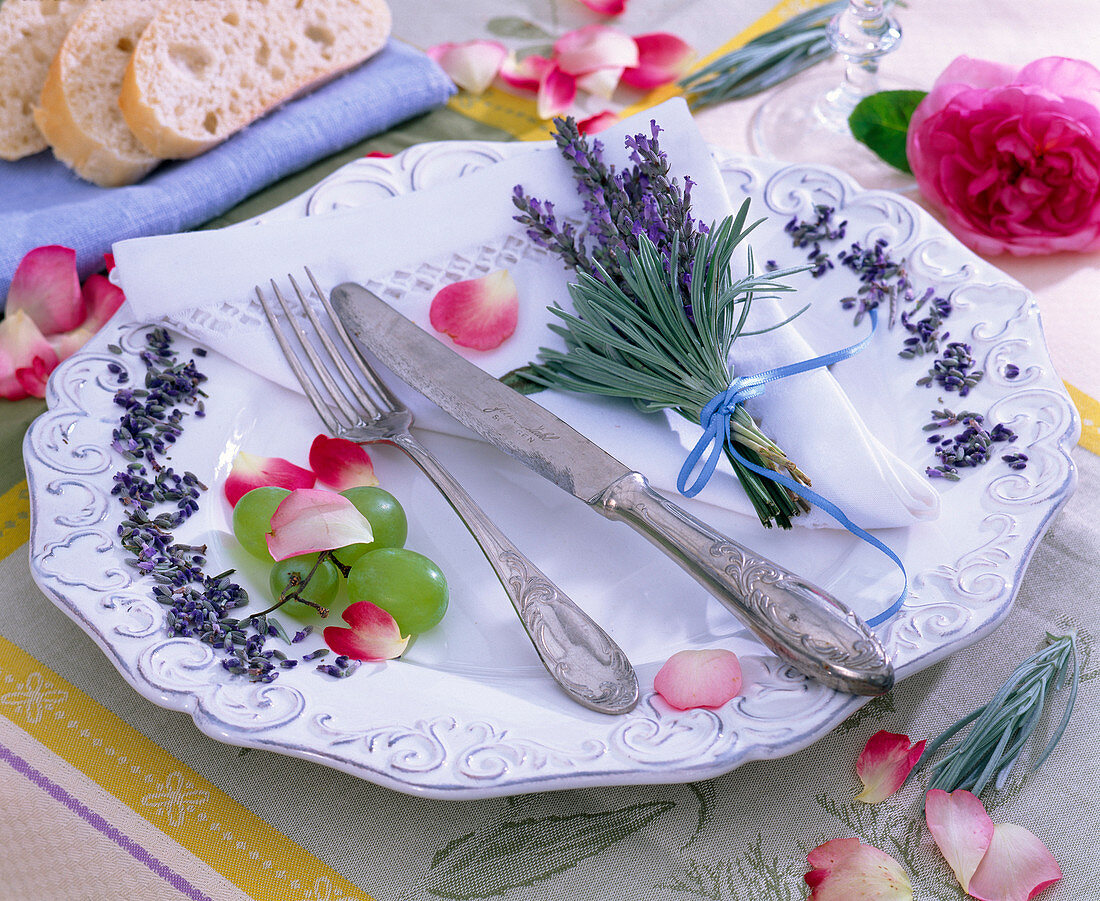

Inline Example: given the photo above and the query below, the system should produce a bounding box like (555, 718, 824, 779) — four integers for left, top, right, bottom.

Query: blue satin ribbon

(677, 307, 907, 627)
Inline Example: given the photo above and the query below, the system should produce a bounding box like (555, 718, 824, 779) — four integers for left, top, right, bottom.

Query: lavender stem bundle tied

(513, 117, 811, 528)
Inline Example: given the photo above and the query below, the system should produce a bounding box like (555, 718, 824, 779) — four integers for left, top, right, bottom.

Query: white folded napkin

(112, 98, 938, 531)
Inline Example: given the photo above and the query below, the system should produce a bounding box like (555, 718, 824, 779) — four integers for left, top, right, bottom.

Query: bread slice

(0, 0, 87, 160)
(34, 0, 167, 187)
(119, 0, 392, 160)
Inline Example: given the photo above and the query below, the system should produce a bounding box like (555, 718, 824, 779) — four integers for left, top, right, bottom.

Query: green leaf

(499, 365, 547, 395)
(486, 16, 552, 40)
(424, 802, 674, 898)
(848, 90, 927, 174)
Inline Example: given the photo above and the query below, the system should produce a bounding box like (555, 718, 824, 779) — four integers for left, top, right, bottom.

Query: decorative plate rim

(24, 140, 1079, 798)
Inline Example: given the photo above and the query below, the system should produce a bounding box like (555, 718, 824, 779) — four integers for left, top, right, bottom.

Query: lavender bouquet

(513, 119, 811, 528)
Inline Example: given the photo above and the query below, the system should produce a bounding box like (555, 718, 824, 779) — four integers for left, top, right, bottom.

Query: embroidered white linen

(112, 99, 939, 531)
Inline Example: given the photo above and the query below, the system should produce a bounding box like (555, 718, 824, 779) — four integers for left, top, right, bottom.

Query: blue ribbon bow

(677, 308, 907, 627)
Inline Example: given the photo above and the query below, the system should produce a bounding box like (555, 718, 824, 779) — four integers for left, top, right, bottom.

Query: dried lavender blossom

(924, 408, 1022, 479)
(513, 117, 706, 311)
(916, 341, 984, 396)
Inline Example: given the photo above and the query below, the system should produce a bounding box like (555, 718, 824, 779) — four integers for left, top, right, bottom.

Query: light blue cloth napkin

(0, 40, 454, 304)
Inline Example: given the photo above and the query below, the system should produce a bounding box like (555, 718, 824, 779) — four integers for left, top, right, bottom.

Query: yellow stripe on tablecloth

(1066, 382, 1100, 456)
(448, 0, 837, 140)
(0, 481, 30, 562)
(0, 636, 372, 901)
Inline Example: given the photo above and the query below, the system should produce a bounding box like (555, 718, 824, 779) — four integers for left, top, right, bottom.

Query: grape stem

(253, 551, 334, 618)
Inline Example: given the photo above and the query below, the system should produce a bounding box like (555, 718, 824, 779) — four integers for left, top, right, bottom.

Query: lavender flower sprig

(913, 634, 1078, 797)
(514, 123, 812, 528)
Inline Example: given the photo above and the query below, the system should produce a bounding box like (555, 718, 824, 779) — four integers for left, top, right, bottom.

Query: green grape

(232, 486, 290, 562)
(347, 547, 447, 634)
(333, 486, 408, 565)
(269, 553, 339, 618)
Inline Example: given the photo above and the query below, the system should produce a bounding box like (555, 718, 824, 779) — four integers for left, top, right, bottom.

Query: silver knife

(331, 282, 894, 696)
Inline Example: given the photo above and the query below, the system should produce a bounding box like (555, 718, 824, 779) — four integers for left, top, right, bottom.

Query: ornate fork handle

(597, 473, 894, 696)
(386, 432, 639, 715)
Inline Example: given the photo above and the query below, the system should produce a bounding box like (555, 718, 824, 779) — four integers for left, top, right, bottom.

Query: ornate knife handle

(392, 433, 639, 715)
(596, 472, 894, 696)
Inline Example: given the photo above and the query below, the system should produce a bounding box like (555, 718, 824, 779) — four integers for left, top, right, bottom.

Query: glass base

(749, 70, 917, 193)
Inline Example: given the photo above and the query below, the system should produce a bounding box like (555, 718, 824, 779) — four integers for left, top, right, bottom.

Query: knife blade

(331, 282, 894, 696)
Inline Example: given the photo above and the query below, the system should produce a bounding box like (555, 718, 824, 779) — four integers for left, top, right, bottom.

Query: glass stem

(817, 0, 901, 130)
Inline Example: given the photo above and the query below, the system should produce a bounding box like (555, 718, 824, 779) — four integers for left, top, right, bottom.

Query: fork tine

(302, 268, 405, 415)
(266, 279, 364, 432)
(255, 283, 345, 434)
(288, 272, 390, 418)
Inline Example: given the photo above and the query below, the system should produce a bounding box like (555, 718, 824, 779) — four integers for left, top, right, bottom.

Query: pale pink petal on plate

(6, 245, 85, 335)
(805, 837, 914, 901)
(577, 66, 623, 98)
(653, 648, 742, 710)
(324, 601, 409, 661)
(223, 451, 315, 506)
(309, 434, 378, 490)
(621, 32, 694, 89)
(578, 110, 618, 134)
(499, 53, 552, 93)
(537, 64, 578, 119)
(854, 731, 926, 804)
(925, 788, 995, 892)
(577, 0, 627, 15)
(80, 274, 125, 332)
(553, 25, 638, 76)
(266, 488, 374, 561)
(968, 823, 1062, 901)
(0, 309, 60, 400)
(48, 324, 96, 363)
(427, 40, 507, 94)
(430, 269, 519, 351)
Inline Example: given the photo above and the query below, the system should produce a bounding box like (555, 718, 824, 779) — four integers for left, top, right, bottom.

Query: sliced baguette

(34, 0, 167, 187)
(0, 0, 87, 161)
(120, 0, 392, 160)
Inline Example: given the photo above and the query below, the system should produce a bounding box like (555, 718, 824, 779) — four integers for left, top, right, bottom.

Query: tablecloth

(2, 1, 1098, 899)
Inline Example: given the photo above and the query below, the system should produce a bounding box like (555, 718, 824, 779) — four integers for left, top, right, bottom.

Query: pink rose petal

(968, 823, 1062, 901)
(427, 40, 507, 94)
(578, 110, 618, 134)
(805, 837, 913, 901)
(324, 600, 409, 661)
(308, 434, 378, 490)
(430, 269, 519, 351)
(553, 25, 638, 76)
(15, 354, 55, 399)
(925, 788, 995, 892)
(499, 54, 552, 94)
(6, 245, 85, 336)
(80, 273, 125, 332)
(577, 0, 627, 15)
(537, 64, 578, 119)
(576, 66, 623, 99)
(48, 324, 96, 363)
(621, 32, 694, 89)
(266, 488, 374, 561)
(224, 451, 315, 507)
(653, 648, 742, 710)
(854, 731, 926, 804)
(0, 310, 60, 400)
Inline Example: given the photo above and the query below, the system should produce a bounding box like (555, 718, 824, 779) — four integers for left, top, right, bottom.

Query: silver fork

(257, 270, 640, 715)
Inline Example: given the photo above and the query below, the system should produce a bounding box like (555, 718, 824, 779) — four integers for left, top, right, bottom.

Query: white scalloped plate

(24, 143, 1079, 798)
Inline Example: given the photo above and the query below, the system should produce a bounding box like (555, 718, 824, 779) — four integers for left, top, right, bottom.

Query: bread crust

(0, 0, 87, 160)
(120, 0, 392, 159)
(33, 0, 163, 187)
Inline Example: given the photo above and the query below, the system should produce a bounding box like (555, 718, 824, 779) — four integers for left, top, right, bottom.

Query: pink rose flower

(907, 56, 1100, 256)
